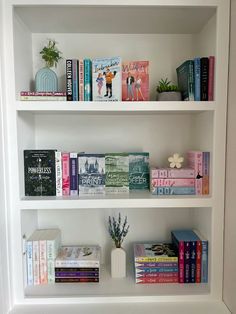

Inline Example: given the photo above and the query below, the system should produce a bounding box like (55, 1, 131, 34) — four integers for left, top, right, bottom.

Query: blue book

(84, 59, 92, 101)
(153, 186, 195, 195)
(194, 57, 201, 101)
(72, 59, 79, 101)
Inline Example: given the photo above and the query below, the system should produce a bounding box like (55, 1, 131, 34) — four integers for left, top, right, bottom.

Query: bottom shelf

(10, 301, 230, 314)
(24, 265, 210, 298)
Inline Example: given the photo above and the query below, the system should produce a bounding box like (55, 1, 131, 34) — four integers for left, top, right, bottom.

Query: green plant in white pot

(156, 78, 181, 101)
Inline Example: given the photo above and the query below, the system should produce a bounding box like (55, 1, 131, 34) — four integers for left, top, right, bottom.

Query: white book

(55, 151, 62, 196)
(46, 229, 61, 283)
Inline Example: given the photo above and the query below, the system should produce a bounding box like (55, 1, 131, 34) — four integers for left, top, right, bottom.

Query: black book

(24, 150, 56, 196)
(66, 59, 73, 101)
(200, 57, 209, 101)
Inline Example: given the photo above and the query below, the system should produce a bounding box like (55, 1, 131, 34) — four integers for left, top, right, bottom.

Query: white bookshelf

(1, 0, 230, 313)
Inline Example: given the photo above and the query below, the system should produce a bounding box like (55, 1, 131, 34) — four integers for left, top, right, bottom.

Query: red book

(195, 239, 202, 283)
(208, 56, 215, 101)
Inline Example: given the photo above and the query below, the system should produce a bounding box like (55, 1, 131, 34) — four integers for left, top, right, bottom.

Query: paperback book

(134, 243, 178, 263)
(129, 152, 150, 190)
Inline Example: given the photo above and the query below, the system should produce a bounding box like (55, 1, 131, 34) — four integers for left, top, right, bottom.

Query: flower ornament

(168, 153, 184, 169)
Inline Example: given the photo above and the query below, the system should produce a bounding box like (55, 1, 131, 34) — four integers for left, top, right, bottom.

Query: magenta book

(122, 61, 149, 101)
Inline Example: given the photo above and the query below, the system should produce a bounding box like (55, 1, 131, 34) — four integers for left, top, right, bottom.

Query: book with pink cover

(122, 61, 149, 101)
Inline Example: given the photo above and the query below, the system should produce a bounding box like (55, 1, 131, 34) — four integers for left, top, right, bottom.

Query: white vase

(111, 247, 126, 278)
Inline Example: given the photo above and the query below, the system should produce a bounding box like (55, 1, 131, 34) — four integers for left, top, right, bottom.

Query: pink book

(152, 178, 195, 187)
(39, 238, 47, 284)
(79, 59, 84, 101)
(122, 61, 149, 101)
(62, 153, 70, 196)
(208, 56, 215, 101)
(136, 277, 178, 284)
(187, 151, 203, 195)
(151, 168, 168, 179)
(151, 168, 195, 179)
(178, 241, 185, 283)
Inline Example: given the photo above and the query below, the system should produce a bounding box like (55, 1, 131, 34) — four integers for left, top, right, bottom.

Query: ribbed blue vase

(35, 67, 58, 92)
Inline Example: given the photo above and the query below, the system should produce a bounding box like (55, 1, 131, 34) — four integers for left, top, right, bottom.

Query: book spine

(135, 256, 179, 263)
(79, 59, 84, 101)
(195, 240, 202, 283)
(39, 239, 47, 284)
(55, 267, 99, 272)
(33, 240, 40, 285)
(151, 178, 195, 187)
(72, 59, 79, 101)
(135, 262, 178, 268)
(66, 59, 73, 101)
(55, 261, 100, 268)
(55, 277, 99, 283)
(62, 152, 70, 196)
(152, 186, 195, 195)
(20, 91, 66, 96)
(188, 60, 195, 101)
(202, 152, 210, 195)
(55, 271, 99, 277)
(47, 259, 55, 283)
(187, 151, 203, 195)
(47, 238, 60, 283)
(135, 267, 178, 273)
(167, 168, 195, 178)
(208, 56, 215, 101)
(55, 151, 62, 197)
(20, 96, 66, 101)
(136, 277, 178, 284)
(26, 241, 33, 286)
(151, 168, 168, 178)
(84, 59, 92, 101)
(201, 240, 208, 283)
(201, 57, 209, 101)
(136, 272, 178, 278)
(70, 152, 78, 196)
(194, 57, 201, 101)
(184, 241, 191, 283)
(171, 233, 184, 283)
(189, 241, 196, 283)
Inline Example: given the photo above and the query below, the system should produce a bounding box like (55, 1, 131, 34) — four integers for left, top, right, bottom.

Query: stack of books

(133, 243, 179, 284)
(171, 229, 208, 283)
(26, 229, 61, 286)
(151, 168, 196, 195)
(54, 245, 101, 283)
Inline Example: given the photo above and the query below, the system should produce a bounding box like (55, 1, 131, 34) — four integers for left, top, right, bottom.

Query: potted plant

(35, 39, 62, 92)
(156, 78, 181, 101)
(108, 213, 130, 278)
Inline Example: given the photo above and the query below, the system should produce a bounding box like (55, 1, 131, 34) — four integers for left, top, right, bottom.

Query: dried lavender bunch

(108, 213, 130, 248)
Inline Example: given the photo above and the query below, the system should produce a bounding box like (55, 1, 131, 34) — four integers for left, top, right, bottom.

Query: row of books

(176, 56, 215, 101)
(24, 150, 150, 196)
(151, 151, 210, 195)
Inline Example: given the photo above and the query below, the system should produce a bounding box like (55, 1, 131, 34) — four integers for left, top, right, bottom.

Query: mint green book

(129, 153, 150, 190)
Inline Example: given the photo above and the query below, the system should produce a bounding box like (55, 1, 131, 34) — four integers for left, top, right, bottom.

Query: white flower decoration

(168, 153, 184, 169)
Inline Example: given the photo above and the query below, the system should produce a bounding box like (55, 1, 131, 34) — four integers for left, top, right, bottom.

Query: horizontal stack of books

(133, 243, 179, 284)
(171, 229, 208, 283)
(55, 245, 101, 283)
(20, 91, 66, 101)
(26, 229, 61, 286)
(24, 150, 150, 196)
(176, 56, 215, 101)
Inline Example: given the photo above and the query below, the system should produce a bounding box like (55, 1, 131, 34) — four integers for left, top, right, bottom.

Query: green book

(176, 60, 194, 101)
(129, 152, 150, 190)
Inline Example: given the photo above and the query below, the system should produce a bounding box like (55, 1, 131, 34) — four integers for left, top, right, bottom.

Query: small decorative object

(108, 213, 130, 278)
(35, 39, 62, 92)
(168, 153, 184, 169)
(156, 78, 181, 101)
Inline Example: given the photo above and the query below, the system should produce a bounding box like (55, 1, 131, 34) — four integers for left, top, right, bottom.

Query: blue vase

(35, 67, 58, 92)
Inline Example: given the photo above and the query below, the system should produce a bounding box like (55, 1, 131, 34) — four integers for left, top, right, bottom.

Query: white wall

(224, 1, 236, 313)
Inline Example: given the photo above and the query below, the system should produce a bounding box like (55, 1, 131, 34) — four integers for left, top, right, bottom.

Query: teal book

(129, 152, 150, 190)
(84, 59, 92, 101)
(176, 60, 194, 101)
(105, 153, 129, 193)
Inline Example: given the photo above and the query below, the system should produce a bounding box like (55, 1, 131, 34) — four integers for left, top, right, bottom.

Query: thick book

(84, 59, 92, 101)
(122, 61, 149, 101)
(151, 168, 195, 179)
(24, 150, 56, 196)
(78, 154, 105, 195)
(92, 56, 122, 101)
(129, 152, 150, 190)
(134, 243, 178, 263)
(200, 57, 209, 101)
(176, 60, 194, 101)
(55, 245, 101, 268)
(66, 59, 73, 101)
(105, 153, 129, 194)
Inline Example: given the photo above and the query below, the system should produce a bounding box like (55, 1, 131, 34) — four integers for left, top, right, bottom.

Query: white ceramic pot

(111, 247, 126, 278)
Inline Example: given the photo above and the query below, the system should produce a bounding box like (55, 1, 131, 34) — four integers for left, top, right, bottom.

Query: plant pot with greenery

(35, 39, 62, 92)
(156, 78, 181, 101)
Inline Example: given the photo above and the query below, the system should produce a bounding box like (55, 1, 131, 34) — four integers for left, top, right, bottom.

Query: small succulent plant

(156, 78, 179, 93)
(108, 213, 130, 248)
(40, 39, 62, 68)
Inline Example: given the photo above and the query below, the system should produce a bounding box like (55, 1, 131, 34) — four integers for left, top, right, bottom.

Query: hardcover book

(129, 152, 150, 190)
(122, 61, 149, 101)
(105, 153, 129, 194)
(134, 243, 178, 263)
(78, 154, 105, 195)
(92, 56, 122, 101)
(176, 60, 194, 101)
(24, 150, 56, 196)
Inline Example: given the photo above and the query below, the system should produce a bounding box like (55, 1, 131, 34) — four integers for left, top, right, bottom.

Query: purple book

(55, 271, 99, 278)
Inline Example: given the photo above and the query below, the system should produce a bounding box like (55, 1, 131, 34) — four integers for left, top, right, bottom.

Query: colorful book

(151, 178, 195, 187)
(70, 152, 78, 196)
(24, 150, 56, 196)
(62, 152, 70, 196)
(193, 229, 208, 283)
(208, 56, 215, 101)
(152, 186, 195, 195)
(55, 151, 62, 197)
(79, 59, 84, 101)
(136, 272, 178, 278)
(66, 59, 73, 101)
(20, 91, 66, 96)
(201, 57, 209, 101)
(129, 152, 150, 190)
(176, 60, 194, 101)
(135, 262, 178, 268)
(78, 154, 105, 195)
(187, 151, 203, 195)
(194, 57, 201, 101)
(136, 277, 178, 284)
(105, 153, 129, 194)
(55, 277, 99, 283)
(55, 271, 99, 278)
(122, 61, 149, 101)
(84, 59, 92, 101)
(135, 267, 178, 273)
(55, 267, 99, 272)
(134, 243, 178, 263)
(92, 56, 122, 101)
(151, 168, 195, 179)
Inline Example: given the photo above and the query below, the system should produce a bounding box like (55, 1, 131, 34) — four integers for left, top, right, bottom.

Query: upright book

(92, 56, 122, 101)
(176, 60, 194, 101)
(129, 152, 150, 190)
(24, 150, 56, 196)
(122, 61, 149, 101)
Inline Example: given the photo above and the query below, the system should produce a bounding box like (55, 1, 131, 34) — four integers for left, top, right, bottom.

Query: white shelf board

(19, 192, 212, 210)
(16, 101, 215, 114)
(9, 301, 231, 314)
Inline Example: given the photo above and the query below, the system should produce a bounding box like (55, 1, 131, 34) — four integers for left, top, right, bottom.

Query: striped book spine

(70, 152, 78, 196)
(66, 59, 73, 101)
(72, 59, 79, 101)
(55, 151, 62, 196)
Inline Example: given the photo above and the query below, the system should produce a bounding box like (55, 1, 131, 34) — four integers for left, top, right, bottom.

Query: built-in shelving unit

(1, 0, 230, 313)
